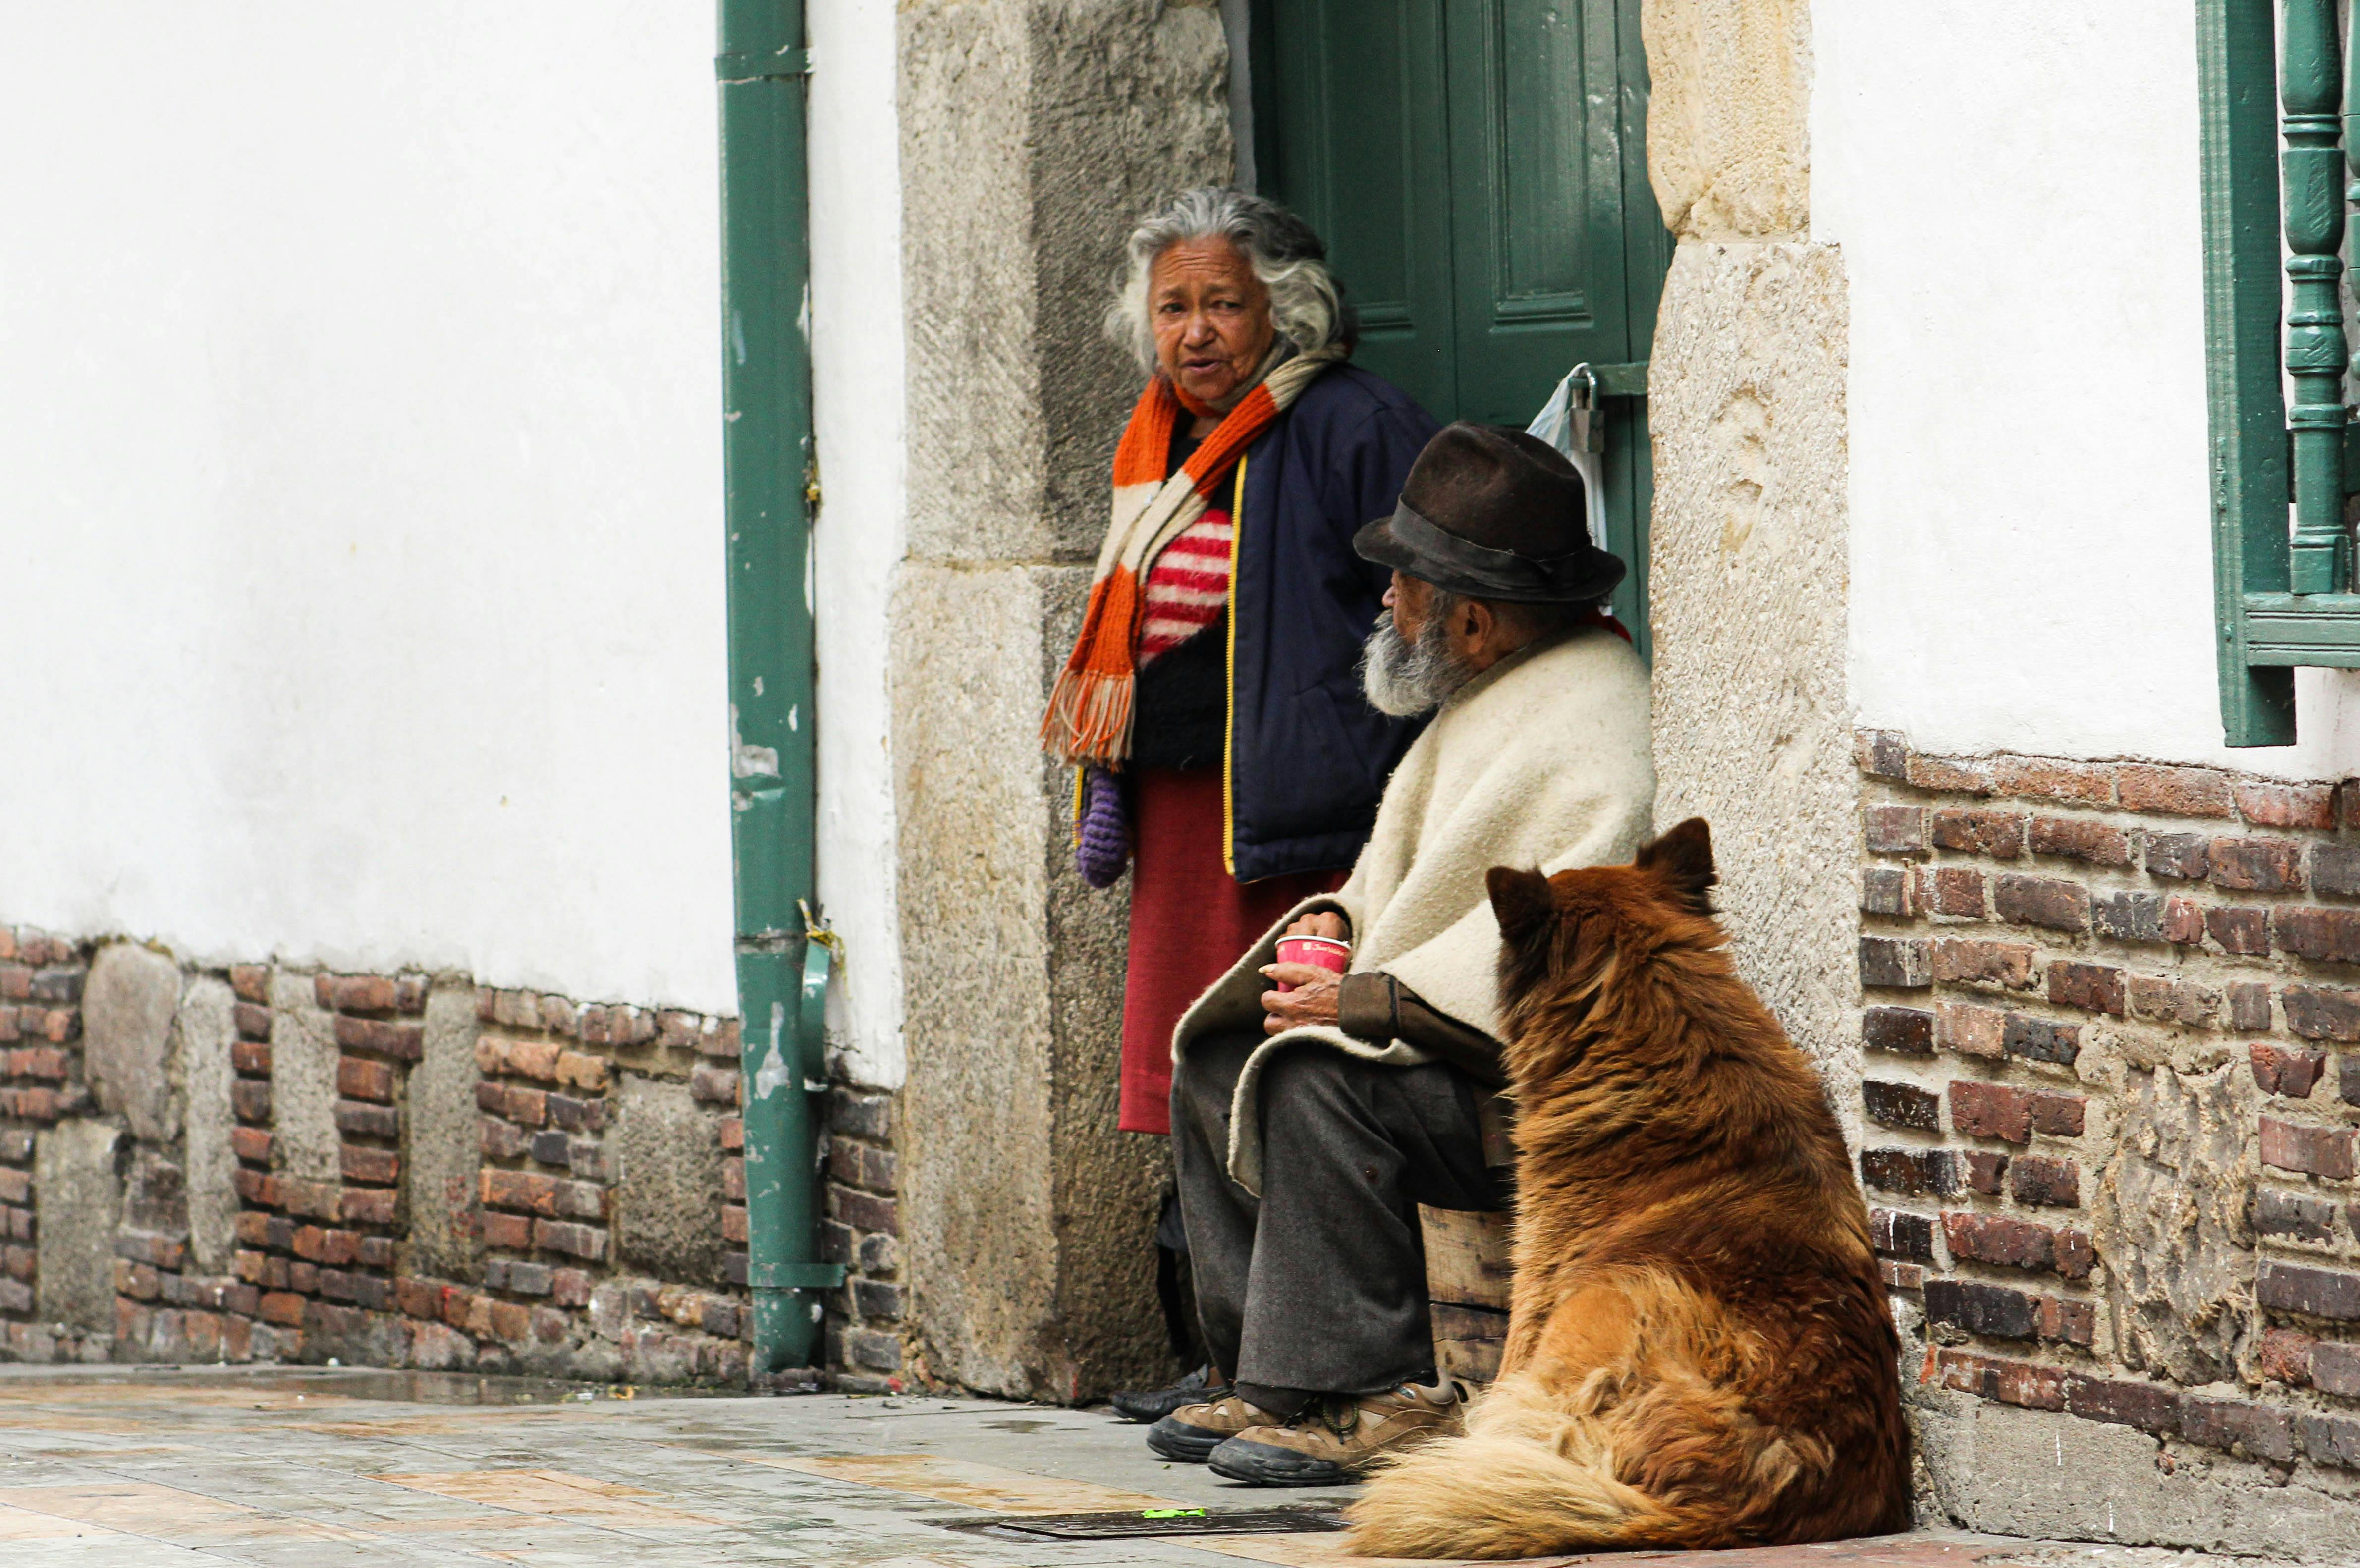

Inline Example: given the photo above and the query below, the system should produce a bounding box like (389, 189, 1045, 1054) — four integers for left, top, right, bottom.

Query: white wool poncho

(1171, 626, 1656, 1193)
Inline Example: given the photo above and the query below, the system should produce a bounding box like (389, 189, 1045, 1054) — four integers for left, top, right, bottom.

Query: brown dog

(1345, 819, 1911, 1558)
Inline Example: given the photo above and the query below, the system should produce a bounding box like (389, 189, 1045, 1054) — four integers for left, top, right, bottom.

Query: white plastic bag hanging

(1526, 365, 1610, 554)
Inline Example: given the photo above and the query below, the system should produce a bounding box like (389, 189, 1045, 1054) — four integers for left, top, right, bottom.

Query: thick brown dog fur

(1345, 819, 1912, 1558)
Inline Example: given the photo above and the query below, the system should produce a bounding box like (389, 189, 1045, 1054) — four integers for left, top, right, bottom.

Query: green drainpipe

(717, 0, 841, 1375)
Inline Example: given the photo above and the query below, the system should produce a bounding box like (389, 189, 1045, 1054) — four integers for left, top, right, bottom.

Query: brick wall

(0, 930, 904, 1387)
(1857, 731, 2360, 1479)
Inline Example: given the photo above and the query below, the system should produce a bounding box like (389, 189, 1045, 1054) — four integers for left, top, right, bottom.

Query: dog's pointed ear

(1488, 865, 1555, 945)
(1636, 817, 1717, 915)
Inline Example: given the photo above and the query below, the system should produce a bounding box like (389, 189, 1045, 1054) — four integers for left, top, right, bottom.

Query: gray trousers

(1171, 1030, 1506, 1396)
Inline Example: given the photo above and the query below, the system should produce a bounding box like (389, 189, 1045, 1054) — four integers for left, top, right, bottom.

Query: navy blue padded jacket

(1220, 363, 1438, 882)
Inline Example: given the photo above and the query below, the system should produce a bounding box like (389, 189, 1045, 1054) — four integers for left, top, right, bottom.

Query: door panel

(1264, 0, 1458, 418)
(1443, 0, 1629, 424)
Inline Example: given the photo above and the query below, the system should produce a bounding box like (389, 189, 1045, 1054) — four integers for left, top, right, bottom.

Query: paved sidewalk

(0, 1366, 2164, 1566)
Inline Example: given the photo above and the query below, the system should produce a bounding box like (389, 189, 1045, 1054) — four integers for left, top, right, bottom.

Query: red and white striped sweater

(1137, 506, 1232, 666)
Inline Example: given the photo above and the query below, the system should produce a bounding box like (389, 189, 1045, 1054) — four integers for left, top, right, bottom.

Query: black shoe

(1110, 1364, 1226, 1424)
(1145, 1391, 1273, 1463)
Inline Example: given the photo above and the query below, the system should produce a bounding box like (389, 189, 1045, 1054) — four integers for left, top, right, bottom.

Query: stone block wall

(0, 929, 905, 1388)
(1856, 729, 2360, 1518)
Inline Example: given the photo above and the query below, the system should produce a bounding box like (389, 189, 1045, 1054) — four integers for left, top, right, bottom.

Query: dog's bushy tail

(1343, 1374, 1696, 1560)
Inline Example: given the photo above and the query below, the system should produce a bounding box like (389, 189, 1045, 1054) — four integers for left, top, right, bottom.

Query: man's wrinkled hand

(1260, 966, 1341, 1034)
(1282, 911, 1349, 942)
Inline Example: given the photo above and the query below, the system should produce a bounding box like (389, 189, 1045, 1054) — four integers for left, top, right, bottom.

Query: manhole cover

(941, 1506, 1346, 1540)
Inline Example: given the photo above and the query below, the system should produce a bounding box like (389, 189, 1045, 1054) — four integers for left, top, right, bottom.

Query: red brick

(488, 1300, 532, 1344)
(339, 1189, 397, 1225)
(531, 1220, 606, 1260)
(2119, 763, 2235, 818)
(1930, 938, 2037, 990)
(2317, 1342, 2360, 1396)
(1992, 756, 2114, 805)
(2316, 844, 2360, 898)
(2256, 1327, 2316, 1386)
(1995, 875, 2088, 932)
(482, 1212, 533, 1250)
(1862, 866, 1914, 916)
(2010, 1156, 2080, 1208)
(2046, 961, 2124, 1015)
(2163, 896, 2206, 945)
(2251, 1041, 2328, 1096)
(2259, 1260, 2360, 1321)
(258, 1291, 307, 1327)
(0, 1170, 25, 1207)
(5, 1047, 67, 1081)
(551, 1268, 593, 1307)
(1864, 805, 1926, 855)
(1931, 1349, 2067, 1411)
(1945, 1211, 2093, 1278)
(1863, 1081, 1940, 1131)
(481, 1168, 559, 1215)
(333, 1015, 422, 1061)
(2235, 779, 2337, 829)
(553, 1051, 607, 1091)
(507, 1039, 562, 1081)
(2259, 1117, 2356, 1180)
(503, 1087, 548, 1127)
(1931, 809, 2026, 860)
(538, 995, 580, 1036)
(231, 1038, 271, 1075)
(2209, 838, 2304, 893)
(113, 1260, 159, 1301)
(2204, 905, 2269, 955)
(1854, 730, 1906, 779)
(1925, 867, 1985, 917)
(690, 1063, 742, 1105)
(278, 1178, 342, 1220)
(2275, 905, 2360, 965)
(1936, 1001, 2005, 1059)
(337, 1057, 396, 1103)
(2125, 974, 2218, 1030)
(1949, 1080, 2084, 1144)
(2146, 833, 2212, 880)
(1907, 755, 1995, 795)
(340, 1146, 399, 1185)
(722, 1158, 747, 1202)
(720, 1117, 743, 1152)
(229, 1127, 273, 1165)
(2228, 981, 2273, 1030)
(318, 974, 400, 1013)
(2066, 1375, 2181, 1437)
(2027, 817, 2130, 865)
(1962, 1150, 2009, 1194)
(229, 965, 271, 1003)
(394, 1276, 442, 1320)
(1862, 1005, 1933, 1058)
(723, 1204, 749, 1244)
(2183, 1397, 2297, 1462)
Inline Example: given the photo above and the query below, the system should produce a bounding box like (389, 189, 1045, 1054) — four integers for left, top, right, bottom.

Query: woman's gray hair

(1105, 187, 1353, 373)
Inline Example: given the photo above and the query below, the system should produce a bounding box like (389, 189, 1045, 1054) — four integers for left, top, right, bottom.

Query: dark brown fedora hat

(1353, 422, 1627, 603)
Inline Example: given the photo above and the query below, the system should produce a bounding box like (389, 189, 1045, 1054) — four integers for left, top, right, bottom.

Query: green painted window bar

(2200, 0, 2360, 744)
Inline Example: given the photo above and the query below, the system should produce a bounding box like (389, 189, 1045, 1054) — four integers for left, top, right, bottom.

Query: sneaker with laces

(1205, 1376, 1468, 1486)
(1145, 1391, 1283, 1463)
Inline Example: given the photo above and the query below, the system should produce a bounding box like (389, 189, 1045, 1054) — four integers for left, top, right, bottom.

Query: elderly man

(1146, 422, 1654, 1486)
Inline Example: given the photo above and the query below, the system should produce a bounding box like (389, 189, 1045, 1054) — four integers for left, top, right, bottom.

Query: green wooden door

(1254, 0, 1668, 654)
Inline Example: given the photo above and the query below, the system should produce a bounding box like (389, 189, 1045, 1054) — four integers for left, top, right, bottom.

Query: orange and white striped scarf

(1041, 345, 1345, 765)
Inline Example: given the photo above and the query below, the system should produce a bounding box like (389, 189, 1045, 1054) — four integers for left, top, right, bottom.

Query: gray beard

(1359, 609, 1479, 718)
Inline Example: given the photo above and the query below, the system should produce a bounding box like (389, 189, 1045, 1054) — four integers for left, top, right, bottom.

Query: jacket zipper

(1221, 456, 1246, 878)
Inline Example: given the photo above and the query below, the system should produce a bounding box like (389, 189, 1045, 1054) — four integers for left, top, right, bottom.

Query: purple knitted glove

(1076, 766, 1130, 888)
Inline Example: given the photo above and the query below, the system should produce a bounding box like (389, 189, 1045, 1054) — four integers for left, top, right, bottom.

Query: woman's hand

(1260, 968, 1340, 1034)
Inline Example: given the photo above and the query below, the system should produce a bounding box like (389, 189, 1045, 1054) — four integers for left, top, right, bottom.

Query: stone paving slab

(0, 1366, 2130, 1567)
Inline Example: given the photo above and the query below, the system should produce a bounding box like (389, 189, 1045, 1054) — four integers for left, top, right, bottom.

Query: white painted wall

(809, 0, 911, 1090)
(1816, 0, 2360, 779)
(0, 5, 737, 1010)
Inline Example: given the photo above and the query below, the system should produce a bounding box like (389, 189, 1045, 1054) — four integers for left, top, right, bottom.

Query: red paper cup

(1272, 935, 1351, 992)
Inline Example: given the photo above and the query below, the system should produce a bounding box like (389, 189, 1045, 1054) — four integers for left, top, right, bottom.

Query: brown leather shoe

(1205, 1377, 1467, 1486)
(1146, 1391, 1283, 1463)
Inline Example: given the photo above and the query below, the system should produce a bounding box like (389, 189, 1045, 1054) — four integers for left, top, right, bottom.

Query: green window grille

(2201, 0, 2360, 744)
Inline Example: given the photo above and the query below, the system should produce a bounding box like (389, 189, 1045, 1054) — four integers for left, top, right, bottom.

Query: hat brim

(1352, 515, 1628, 605)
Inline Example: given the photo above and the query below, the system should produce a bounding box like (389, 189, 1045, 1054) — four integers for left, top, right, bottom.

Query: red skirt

(1119, 768, 1347, 1134)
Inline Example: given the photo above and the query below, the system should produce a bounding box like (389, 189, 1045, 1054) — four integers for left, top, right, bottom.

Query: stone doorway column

(889, 0, 1231, 1401)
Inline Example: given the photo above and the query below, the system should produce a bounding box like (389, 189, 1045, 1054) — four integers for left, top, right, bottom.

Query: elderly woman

(1042, 187, 1437, 1406)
